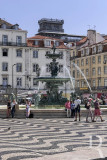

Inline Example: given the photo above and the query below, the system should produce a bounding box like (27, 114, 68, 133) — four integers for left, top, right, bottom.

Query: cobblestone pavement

(0, 116, 107, 160)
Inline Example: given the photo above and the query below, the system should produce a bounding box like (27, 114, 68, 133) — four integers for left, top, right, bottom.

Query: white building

(26, 35, 71, 97)
(0, 18, 27, 90)
(0, 19, 71, 98)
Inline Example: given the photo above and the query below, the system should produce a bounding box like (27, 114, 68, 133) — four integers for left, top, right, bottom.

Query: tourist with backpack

(92, 98, 104, 122)
(74, 96, 81, 121)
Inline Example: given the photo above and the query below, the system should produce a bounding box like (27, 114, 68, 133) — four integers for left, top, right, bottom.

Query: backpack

(94, 101, 99, 109)
(85, 102, 90, 109)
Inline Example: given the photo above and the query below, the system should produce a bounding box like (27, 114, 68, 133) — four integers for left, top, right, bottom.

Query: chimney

(87, 30, 96, 45)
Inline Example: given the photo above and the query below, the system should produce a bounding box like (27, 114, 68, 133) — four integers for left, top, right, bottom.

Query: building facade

(0, 19, 27, 90)
(70, 30, 107, 98)
(0, 19, 71, 99)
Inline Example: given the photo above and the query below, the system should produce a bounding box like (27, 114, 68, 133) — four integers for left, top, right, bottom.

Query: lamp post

(12, 64, 16, 91)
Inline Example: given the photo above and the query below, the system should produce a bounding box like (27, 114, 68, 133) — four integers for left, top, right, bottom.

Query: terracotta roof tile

(76, 37, 88, 45)
(27, 35, 68, 49)
(27, 35, 63, 41)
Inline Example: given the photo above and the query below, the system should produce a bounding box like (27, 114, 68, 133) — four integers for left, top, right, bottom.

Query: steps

(1, 108, 107, 119)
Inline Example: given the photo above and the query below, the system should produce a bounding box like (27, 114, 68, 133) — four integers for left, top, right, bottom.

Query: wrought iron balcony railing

(0, 42, 27, 47)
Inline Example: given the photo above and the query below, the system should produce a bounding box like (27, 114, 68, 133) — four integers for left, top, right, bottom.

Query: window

(77, 81, 80, 87)
(33, 50, 38, 58)
(81, 81, 84, 87)
(55, 41, 59, 47)
(86, 69, 89, 76)
(34, 40, 38, 46)
(104, 79, 107, 87)
(77, 60, 79, 66)
(73, 60, 75, 68)
(2, 35, 8, 45)
(104, 66, 107, 74)
(1, 24, 6, 29)
(77, 70, 80, 77)
(81, 69, 84, 74)
(33, 64, 39, 72)
(2, 77, 8, 86)
(81, 59, 84, 66)
(92, 46, 96, 54)
(86, 48, 89, 55)
(73, 70, 75, 78)
(104, 55, 107, 62)
(59, 65, 63, 72)
(92, 56, 95, 64)
(86, 58, 88, 65)
(2, 62, 8, 71)
(16, 36, 22, 45)
(2, 48, 8, 56)
(16, 63, 22, 72)
(98, 45, 102, 52)
(92, 80, 96, 87)
(46, 64, 50, 72)
(98, 67, 101, 75)
(98, 56, 101, 63)
(45, 40, 51, 47)
(17, 78, 22, 87)
(81, 50, 84, 56)
(16, 49, 22, 57)
(73, 51, 75, 57)
(98, 79, 101, 87)
(33, 78, 38, 86)
(59, 51, 63, 59)
(92, 68, 96, 76)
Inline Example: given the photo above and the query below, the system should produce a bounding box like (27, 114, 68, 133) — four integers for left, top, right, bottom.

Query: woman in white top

(26, 99, 31, 118)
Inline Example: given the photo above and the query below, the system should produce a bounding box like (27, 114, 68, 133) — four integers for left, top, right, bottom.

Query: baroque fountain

(34, 43, 71, 106)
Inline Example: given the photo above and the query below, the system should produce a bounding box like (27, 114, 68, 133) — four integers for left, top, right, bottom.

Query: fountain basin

(35, 77, 70, 83)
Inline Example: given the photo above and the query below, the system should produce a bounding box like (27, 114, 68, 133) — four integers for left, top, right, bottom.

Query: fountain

(34, 42, 70, 106)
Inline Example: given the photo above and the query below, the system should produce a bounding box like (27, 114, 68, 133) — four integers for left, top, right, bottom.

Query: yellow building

(70, 32, 107, 97)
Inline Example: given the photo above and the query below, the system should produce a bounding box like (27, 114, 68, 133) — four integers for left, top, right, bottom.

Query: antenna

(93, 25, 96, 30)
(88, 25, 90, 29)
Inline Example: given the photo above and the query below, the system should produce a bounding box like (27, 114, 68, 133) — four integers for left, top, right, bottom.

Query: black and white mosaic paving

(0, 116, 107, 160)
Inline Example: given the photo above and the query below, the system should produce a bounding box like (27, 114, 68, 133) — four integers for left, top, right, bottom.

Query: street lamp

(12, 64, 16, 90)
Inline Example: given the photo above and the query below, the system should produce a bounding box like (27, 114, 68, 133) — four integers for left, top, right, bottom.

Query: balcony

(0, 42, 27, 47)
(97, 86, 107, 90)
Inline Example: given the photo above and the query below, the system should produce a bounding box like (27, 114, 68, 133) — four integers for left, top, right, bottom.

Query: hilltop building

(37, 18, 85, 43)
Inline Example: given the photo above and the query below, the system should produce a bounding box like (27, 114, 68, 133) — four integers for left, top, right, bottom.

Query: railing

(0, 42, 27, 47)
(38, 29, 64, 32)
(38, 18, 64, 24)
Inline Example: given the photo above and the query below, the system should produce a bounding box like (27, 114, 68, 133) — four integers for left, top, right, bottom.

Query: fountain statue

(34, 42, 70, 105)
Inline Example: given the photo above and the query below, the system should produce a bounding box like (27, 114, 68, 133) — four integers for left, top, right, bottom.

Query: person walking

(7, 99, 11, 118)
(65, 100, 71, 118)
(71, 100, 75, 118)
(85, 100, 93, 122)
(11, 100, 16, 118)
(74, 96, 81, 121)
(92, 98, 104, 122)
(26, 99, 31, 118)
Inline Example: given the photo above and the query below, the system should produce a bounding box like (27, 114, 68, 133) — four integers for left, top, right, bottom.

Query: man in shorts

(74, 96, 81, 121)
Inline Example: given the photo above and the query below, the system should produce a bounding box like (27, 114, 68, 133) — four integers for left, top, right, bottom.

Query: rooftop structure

(37, 18, 85, 43)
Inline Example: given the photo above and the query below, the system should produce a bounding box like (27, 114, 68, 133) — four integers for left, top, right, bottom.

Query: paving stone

(0, 116, 107, 160)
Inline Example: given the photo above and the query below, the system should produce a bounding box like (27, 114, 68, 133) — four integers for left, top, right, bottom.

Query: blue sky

(0, 0, 107, 37)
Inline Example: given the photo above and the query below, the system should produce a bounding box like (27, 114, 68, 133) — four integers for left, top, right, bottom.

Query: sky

(0, 0, 107, 37)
